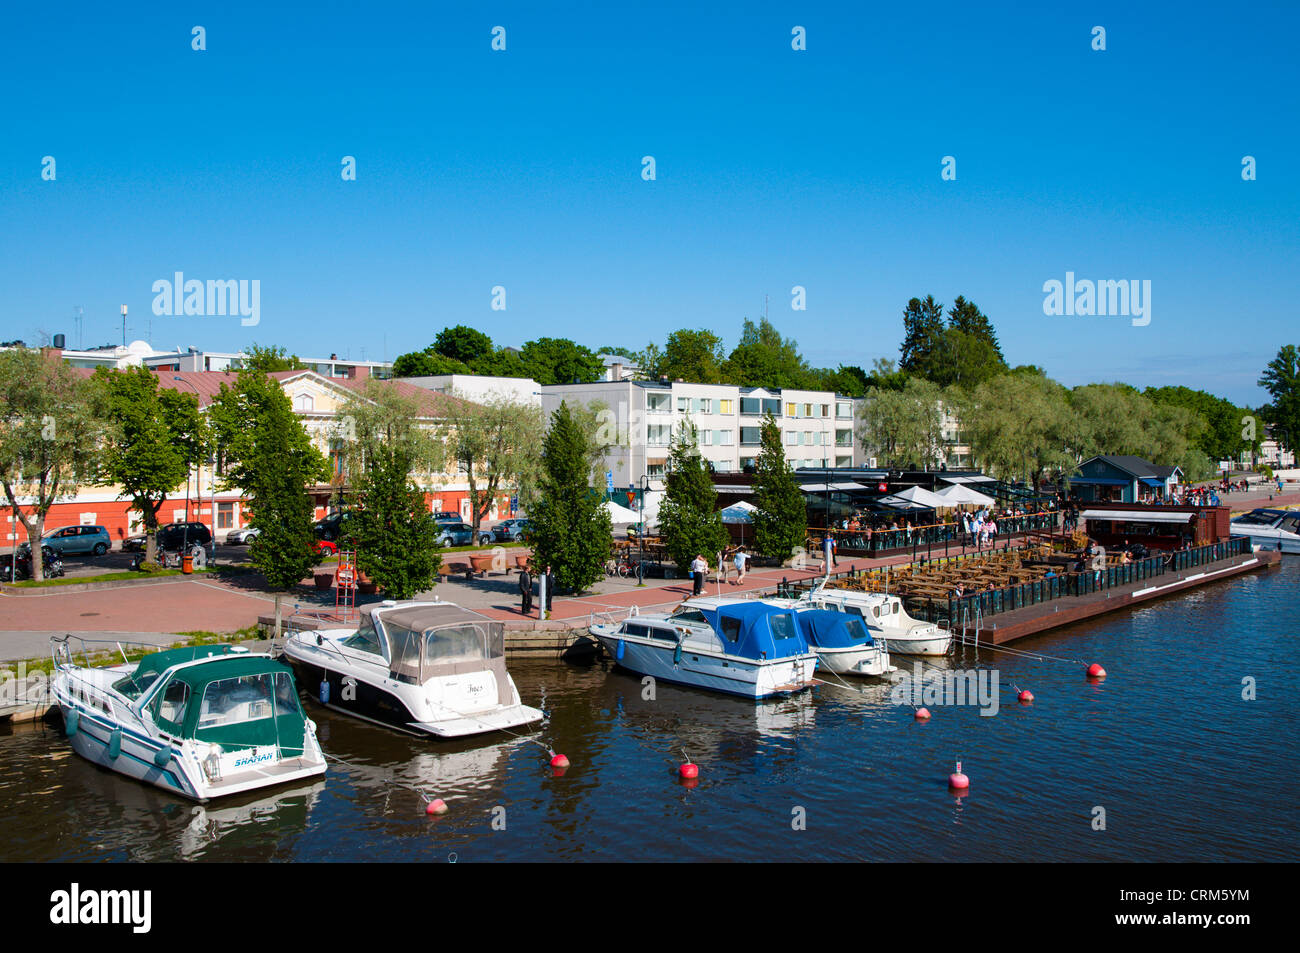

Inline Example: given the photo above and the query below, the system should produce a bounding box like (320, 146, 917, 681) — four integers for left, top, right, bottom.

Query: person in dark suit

(518, 563, 533, 615)
(544, 565, 556, 612)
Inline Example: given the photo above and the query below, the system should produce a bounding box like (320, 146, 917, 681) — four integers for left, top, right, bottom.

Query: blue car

(434, 522, 476, 547)
(22, 525, 112, 557)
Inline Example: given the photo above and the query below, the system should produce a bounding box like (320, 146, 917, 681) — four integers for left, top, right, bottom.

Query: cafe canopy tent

(934, 484, 997, 507)
(878, 485, 950, 509)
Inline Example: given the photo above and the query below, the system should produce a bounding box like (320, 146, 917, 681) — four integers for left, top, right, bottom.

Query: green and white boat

(50, 638, 327, 802)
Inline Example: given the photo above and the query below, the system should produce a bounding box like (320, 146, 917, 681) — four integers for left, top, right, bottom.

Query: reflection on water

(2, 559, 1298, 862)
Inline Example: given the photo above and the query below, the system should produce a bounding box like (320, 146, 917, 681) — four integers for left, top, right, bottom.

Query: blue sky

(2, 1, 1297, 406)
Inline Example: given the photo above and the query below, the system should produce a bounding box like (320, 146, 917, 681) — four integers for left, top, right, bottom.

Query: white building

(402, 374, 542, 407)
(143, 348, 392, 380)
(541, 379, 861, 488)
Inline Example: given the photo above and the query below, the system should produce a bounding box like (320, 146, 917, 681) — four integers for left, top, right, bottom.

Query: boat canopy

(689, 602, 810, 660)
(372, 603, 511, 703)
(795, 609, 876, 649)
(149, 655, 308, 754)
(113, 644, 241, 700)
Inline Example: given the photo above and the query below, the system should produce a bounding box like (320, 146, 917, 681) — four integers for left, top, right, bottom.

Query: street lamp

(636, 473, 650, 586)
(120, 304, 128, 347)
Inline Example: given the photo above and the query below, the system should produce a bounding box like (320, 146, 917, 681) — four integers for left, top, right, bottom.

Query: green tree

(898, 295, 946, 374)
(469, 347, 529, 378)
(209, 369, 330, 634)
(0, 349, 110, 580)
(657, 423, 728, 573)
(724, 317, 813, 388)
(243, 343, 306, 372)
(918, 328, 1006, 390)
(519, 337, 604, 386)
(95, 365, 206, 565)
(965, 373, 1075, 486)
(659, 329, 727, 384)
(946, 296, 1005, 363)
(527, 402, 612, 593)
(441, 393, 544, 531)
(433, 325, 494, 365)
(338, 384, 444, 598)
(392, 349, 469, 378)
(1258, 345, 1300, 458)
(856, 378, 944, 469)
(751, 412, 806, 563)
(813, 364, 870, 397)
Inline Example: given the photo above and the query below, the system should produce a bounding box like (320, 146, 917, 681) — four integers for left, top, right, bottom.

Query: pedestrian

(543, 565, 556, 613)
(518, 562, 533, 615)
(691, 553, 707, 595)
(717, 547, 730, 585)
(734, 546, 749, 585)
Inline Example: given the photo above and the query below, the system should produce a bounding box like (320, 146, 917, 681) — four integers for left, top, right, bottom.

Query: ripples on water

(2, 559, 1296, 862)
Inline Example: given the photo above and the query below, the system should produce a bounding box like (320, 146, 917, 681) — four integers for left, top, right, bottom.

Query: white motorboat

(792, 584, 953, 656)
(50, 638, 327, 802)
(589, 600, 819, 699)
(683, 596, 894, 677)
(1230, 508, 1300, 554)
(281, 600, 543, 739)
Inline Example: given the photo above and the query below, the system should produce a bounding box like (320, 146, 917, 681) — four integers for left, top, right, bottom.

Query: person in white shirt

(690, 554, 708, 595)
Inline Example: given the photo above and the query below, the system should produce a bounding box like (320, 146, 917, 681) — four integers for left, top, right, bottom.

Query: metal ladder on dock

(958, 601, 983, 657)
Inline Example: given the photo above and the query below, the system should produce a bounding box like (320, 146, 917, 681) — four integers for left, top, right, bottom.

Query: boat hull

(1231, 528, 1300, 554)
(592, 627, 817, 699)
(879, 633, 953, 657)
(811, 643, 892, 676)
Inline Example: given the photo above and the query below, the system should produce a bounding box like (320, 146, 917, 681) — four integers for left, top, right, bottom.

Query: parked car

(492, 518, 531, 542)
(312, 539, 339, 558)
(313, 512, 354, 542)
(434, 522, 476, 547)
(432, 511, 462, 522)
(122, 533, 149, 552)
(227, 526, 261, 544)
(20, 525, 112, 558)
(156, 522, 213, 550)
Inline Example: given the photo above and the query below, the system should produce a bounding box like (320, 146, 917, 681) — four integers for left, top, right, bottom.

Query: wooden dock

(964, 549, 1280, 645)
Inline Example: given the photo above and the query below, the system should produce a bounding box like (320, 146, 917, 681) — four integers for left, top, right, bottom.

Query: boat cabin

(1078, 501, 1231, 551)
(795, 609, 876, 650)
(671, 601, 811, 660)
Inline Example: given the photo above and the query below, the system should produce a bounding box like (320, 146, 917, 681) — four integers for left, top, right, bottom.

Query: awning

(828, 481, 869, 491)
(1139, 478, 1165, 487)
(941, 475, 996, 484)
(1080, 509, 1193, 524)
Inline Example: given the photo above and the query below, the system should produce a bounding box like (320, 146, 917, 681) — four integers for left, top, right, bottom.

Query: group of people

(517, 562, 556, 616)
(690, 547, 751, 595)
(959, 508, 999, 550)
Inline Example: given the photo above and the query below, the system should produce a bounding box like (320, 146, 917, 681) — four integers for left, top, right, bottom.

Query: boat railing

(588, 605, 640, 630)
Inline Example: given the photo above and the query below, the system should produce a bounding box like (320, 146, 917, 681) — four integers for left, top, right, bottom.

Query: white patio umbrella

(602, 500, 642, 523)
(877, 495, 931, 510)
(935, 484, 997, 507)
(719, 501, 757, 523)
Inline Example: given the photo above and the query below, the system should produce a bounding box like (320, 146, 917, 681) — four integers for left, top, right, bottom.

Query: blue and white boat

(1230, 508, 1300, 554)
(788, 607, 896, 677)
(590, 600, 819, 699)
(50, 638, 327, 802)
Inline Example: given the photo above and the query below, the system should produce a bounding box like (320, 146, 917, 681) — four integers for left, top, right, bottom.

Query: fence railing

(807, 511, 1059, 558)
(908, 535, 1251, 627)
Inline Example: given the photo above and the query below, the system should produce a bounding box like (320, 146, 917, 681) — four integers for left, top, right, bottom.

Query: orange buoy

(1018, 690, 1034, 703)
(679, 762, 699, 779)
(914, 707, 931, 720)
(948, 760, 970, 790)
(425, 798, 448, 815)
(550, 753, 570, 769)
(1087, 663, 1107, 678)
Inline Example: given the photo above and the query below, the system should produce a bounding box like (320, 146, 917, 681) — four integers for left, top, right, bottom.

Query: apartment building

(540, 379, 861, 488)
(143, 348, 392, 380)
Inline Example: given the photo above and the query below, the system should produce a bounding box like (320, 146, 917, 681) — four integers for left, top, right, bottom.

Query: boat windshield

(341, 613, 387, 659)
(386, 619, 504, 683)
(668, 608, 709, 625)
(842, 618, 871, 643)
(769, 613, 799, 641)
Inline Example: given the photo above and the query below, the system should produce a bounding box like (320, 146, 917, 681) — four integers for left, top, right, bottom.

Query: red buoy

(550, 753, 570, 769)
(948, 760, 970, 790)
(679, 762, 699, 779)
(1087, 663, 1107, 679)
(914, 707, 931, 720)
(1018, 690, 1034, 703)
(425, 798, 448, 815)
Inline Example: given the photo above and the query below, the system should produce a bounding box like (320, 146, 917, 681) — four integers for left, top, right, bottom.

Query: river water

(2, 558, 1296, 862)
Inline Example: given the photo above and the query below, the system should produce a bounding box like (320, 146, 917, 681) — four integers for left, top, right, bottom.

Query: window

(217, 502, 234, 529)
(740, 456, 757, 470)
(647, 462, 666, 477)
(669, 608, 709, 625)
(330, 438, 347, 478)
(821, 404, 830, 418)
(647, 393, 671, 413)
(647, 425, 672, 446)
(342, 613, 387, 659)
(699, 430, 713, 446)
(836, 429, 853, 447)
(786, 402, 797, 418)
(805, 431, 816, 445)
(155, 679, 189, 730)
(784, 431, 796, 445)
(836, 455, 852, 468)
(769, 614, 799, 641)
(720, 617, 742, 641)
(647, 626, 679, 643)
(740, 427, 761, 445)
(836, 401, 853, 418)
(762, 398, 780, 416)
(719, 399, 733, 415)
(803, 403, 813, 418)
(196, 675, 277, 736)
(294, 394, 315, 412)
(716, 431, 733, 446)
(677, 397, 690, 412)
(699, 399, 712, 414)
(739, 397, 761, 415)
